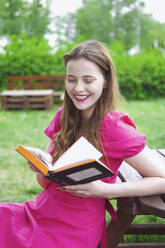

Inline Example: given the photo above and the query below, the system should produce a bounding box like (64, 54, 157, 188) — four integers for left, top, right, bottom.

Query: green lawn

(0, 104, 59, 202)
(0, 98, 165, 243)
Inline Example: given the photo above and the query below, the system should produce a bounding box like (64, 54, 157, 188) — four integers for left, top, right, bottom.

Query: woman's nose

(74, 81, 84, 92)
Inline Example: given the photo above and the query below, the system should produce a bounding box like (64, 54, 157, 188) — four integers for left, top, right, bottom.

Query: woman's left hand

(58, 180, 109, 198)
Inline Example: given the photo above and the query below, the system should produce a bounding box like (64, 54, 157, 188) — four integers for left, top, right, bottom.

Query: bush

(112, 48, 165, 99)
(0, 36, 165, 99)
(0, 35, 82, 90)
(0, 34, 66, 90)
(0, 53, 6, 90)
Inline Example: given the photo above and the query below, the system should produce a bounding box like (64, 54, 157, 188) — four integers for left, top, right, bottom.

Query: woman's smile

(74, 94, 90, 102)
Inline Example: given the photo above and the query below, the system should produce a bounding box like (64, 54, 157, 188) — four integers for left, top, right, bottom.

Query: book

(16, 136, 114, 185)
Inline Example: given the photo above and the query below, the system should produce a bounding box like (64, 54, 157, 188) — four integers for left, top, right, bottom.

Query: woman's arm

(60, 146, 165, 198)
(103, 146, 165, 199)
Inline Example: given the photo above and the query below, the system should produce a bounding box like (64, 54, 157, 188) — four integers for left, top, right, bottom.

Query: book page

(52, 136, 102, 170)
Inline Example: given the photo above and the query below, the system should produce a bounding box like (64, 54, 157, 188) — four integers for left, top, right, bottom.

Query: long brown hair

(53, 40, 122, 161)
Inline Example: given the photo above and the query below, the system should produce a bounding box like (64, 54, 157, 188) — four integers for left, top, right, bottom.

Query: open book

(16, 136, 114, 185)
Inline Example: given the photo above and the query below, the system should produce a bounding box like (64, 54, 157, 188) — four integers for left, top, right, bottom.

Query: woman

(1, 40, 165, 248)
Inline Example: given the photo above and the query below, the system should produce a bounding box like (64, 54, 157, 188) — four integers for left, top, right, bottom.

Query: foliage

(139, 14, 165, 50)
(0, 35, 86, 90)
(0, 0, 51, 37)
(54, 13, 77, 45)
(54, 0, 165, 51)
(0, 0, 24, 36)
(74, 0, 114, 44)
(0, 34, 65, 90)
(111, 46, 165, 99)
(55, 0, 143, 47)
(0, 53, 6, 90)
(23, 0, 51, 37)
(50, 39, 83, 74)
(0, 36, 164, 100)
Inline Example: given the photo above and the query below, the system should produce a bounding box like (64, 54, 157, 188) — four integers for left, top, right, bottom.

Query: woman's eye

(85, 79, 94, 83)
(68, 79, 76, 83)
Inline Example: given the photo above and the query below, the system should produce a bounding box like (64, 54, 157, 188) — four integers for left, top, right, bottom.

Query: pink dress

(0, 107, 146, 248)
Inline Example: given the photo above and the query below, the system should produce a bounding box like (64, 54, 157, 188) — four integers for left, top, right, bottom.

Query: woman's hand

(58, 180, 110, 198)
(24, 147, 53, 174)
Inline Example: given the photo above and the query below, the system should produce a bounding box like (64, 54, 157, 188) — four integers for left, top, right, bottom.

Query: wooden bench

(0, 75, 65, 110)
(107, 149, 165, 247)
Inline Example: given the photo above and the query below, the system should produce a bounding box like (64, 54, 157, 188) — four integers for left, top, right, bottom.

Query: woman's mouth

(74, 94, 90, 102)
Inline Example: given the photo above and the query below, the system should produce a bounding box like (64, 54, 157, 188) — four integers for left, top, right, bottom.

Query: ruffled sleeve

(44, 107, 62, 139)
(100, 112, 146, 160)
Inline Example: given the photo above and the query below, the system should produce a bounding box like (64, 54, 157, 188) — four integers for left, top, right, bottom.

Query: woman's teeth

(75, 95, 88, 99)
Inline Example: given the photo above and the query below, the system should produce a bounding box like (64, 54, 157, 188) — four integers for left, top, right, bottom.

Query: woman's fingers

(24, 146, 53, 163)
(58, 180, 107, 198)
(23, 146, 53, 174)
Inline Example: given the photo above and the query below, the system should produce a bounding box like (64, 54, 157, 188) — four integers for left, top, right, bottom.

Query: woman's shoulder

(100, 111, 143, 141)
(48, 106, 63, 127)
(54, 106, 63, 119)
(100, 111, 146, 159)
(44, 107, 63, 139)
(101, 111, 136, 129)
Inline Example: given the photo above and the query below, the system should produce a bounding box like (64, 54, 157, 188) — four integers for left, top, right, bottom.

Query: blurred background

(0, 0, 165, 100)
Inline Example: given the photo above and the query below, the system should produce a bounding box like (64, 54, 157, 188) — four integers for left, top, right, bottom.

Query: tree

(0, 0, 24, 35)
(23, 0, 51, 37)
(54, 13, 76, 45)
(0, 0, 51, 37)
(139, 14, 165, 49)
(74, 0, 114, 43)
(111, 0, 144, 49)
(54, 0, 145, 49)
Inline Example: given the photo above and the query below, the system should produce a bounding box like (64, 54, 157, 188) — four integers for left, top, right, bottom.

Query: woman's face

(66, 57, 106, 120)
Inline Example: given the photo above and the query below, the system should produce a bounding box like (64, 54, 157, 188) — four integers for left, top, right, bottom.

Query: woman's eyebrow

(67, 74, 96, 78)
(67, 74, 75, 78)
(83, 75, 96, 78)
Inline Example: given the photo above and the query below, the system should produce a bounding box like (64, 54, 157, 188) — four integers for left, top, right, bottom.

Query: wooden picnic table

(107, 149, 165, 248)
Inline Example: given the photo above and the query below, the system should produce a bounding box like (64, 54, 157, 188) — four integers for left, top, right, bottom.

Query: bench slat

(7, 75, 65, 90)
(0, 89, 54, 96)
(126, 223, 165, 234)
(118, 243, 165, 248)
(139, 195, 165, 218)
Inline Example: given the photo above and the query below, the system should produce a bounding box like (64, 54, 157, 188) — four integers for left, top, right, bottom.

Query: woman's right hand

(24, 147, 53, 174)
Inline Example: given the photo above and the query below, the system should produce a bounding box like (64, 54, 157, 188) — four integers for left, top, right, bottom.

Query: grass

(0, 98, 165, 243)
(0, 105, 59, 202)
(123, 98, 165, 149)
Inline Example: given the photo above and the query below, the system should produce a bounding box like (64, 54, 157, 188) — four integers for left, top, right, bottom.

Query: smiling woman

(0, 40, 165, 248)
